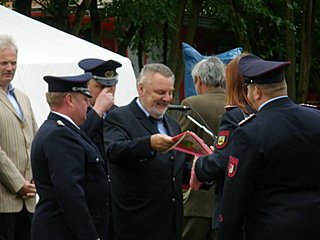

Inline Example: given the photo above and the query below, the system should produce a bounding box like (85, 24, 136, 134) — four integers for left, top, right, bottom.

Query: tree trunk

(167, 0, 188, 103)
(285, 0, 297, 101)
(167, 0, 187, 74)
(297, 0, 316, 103)
(13, 0, 32, 16)
(173, 0, 203, 102)
(89, 0, 101, 45)
(228, 0, 251, 52)
(51, 0, 70, 32)
(72, 0, 92, 35)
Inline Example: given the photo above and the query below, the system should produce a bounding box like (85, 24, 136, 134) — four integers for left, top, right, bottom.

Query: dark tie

(149, 116, 161, 129)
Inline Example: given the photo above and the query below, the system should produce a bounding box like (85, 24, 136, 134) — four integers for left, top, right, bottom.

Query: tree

(297, 0, 317, 103)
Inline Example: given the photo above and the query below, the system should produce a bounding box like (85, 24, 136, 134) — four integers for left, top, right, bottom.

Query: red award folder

(169, 131, 212, 156)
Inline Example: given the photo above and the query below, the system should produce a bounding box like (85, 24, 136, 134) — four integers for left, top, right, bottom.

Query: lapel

(129, 99, 159, 134)
(0, 88, 23, 121)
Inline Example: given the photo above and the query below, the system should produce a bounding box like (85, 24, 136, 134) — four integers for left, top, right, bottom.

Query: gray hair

(0, 35, 18, 53)
(191, 57, 225, 88)
(138, 63, 175, 84)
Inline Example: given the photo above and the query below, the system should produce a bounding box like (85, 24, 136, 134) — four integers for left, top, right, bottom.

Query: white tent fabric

(0, 5, 137, 125)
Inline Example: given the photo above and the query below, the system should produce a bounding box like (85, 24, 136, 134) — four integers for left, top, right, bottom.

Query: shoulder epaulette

(224, 105, 237, 111)
(299, 103, 319, 109)
(238, 113, 255, 126)
(56, 120, 65, 126)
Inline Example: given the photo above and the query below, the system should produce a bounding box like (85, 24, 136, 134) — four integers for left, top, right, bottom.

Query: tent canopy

(0, 5, 137, 125)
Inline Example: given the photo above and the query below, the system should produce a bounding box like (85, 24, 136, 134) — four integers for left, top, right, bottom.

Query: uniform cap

(239, 54, 290, 84)
(78, 58, 122, 86)
(43, 73, 92, 98)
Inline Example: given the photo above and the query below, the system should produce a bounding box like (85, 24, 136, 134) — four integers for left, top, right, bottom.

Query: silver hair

(138, 63, 175, 84)
(191, 57, 226, 88)
(0, 35, 18, 53)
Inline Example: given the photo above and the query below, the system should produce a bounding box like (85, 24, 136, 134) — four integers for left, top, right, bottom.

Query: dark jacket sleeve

(195, 108, 244, 182)
(103, 108, 155, 165)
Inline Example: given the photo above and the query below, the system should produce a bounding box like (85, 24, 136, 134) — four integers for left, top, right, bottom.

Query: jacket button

(172, 177, 175, 182)
(169, 156, 174, 161)
(172, 197, 176, 202)
(96, 158, 100, 162)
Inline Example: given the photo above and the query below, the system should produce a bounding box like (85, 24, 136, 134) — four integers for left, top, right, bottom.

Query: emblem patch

(227, 156, 239, 177)
(215, 130, 230, 149)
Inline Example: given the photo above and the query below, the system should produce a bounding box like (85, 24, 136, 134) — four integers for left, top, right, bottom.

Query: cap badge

(105, 71, 115, 78)
(228, 156, 239, 177)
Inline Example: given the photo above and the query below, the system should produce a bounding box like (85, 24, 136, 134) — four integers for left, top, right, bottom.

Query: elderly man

(0, 35, 37, 240)
(31, 73, 108, 240)
(177, 57, 226, 240)
(104, 63, 185, 240)
(218, 54, 320, 240)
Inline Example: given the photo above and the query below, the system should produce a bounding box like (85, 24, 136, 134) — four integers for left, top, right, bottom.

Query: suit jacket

(219, 98, 320, 240)
(31, 112, 108, 240)
(177, 88, 226, 218)
(104, 99, 185, 240)
(0, 87, 37, 213)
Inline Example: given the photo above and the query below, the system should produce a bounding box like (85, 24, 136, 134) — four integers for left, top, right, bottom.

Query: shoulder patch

(56, 120, 65, 126)
(299, 103, 319, 109)
(224, 105, 237, 111)
(238, 113, 255, 126)
(215, 130, 230, 149)
(227, 156, 239, 178)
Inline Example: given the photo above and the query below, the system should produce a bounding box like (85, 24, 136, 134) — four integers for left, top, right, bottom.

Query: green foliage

(103, 0, 177, 55)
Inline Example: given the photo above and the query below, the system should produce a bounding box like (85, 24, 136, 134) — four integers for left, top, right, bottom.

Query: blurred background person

(0, 35, 37, 240)
(177, 57, 226, 240)
(104, 63, 185, 240)
(31, 73, 107, 240)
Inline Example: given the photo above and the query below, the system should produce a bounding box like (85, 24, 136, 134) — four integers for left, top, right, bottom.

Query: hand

(93, 90, 114, 117)
(17, 180, 37, 199)
(150, 134, 175, 152)
(189, 156, 203, 189)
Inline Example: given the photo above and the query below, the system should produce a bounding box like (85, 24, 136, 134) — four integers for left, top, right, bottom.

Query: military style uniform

(195, 105, 254, 230)
(31, 73, 107, 240)
(218, 54, 320, 240)
(219, 98, 320, 240)
(79, 58, 123, 239)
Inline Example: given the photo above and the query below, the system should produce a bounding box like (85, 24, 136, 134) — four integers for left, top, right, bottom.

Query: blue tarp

(182, 42, 243, 97)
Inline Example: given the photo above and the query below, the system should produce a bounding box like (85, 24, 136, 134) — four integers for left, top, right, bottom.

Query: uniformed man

(78, 58, 122, 239)
(218, 54, 320, 240)
(31, 73, 108, 240)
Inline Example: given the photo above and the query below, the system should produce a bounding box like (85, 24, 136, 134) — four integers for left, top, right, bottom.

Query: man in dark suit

(104, 63, 185, 240)
(78, 58, 122, 239)
(177, 57, 226, 240)
(31, 73, 107, 240)
(218, 54, 320, 240)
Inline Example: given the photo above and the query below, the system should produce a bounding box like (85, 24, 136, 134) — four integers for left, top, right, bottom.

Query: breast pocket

(85, 155, 108, 182)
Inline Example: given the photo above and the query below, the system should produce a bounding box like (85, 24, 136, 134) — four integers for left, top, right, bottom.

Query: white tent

(0, 5, 137, 125)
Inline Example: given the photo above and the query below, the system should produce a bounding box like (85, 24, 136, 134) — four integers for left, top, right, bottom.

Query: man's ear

(65, 93, 74, 107)
(137, 82, 144, 95)
(253, 85, 262, 101)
